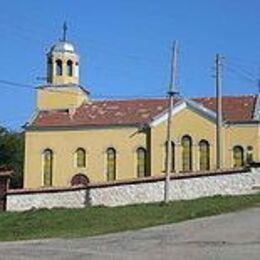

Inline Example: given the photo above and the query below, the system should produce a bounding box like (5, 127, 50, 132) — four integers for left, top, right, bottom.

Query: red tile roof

(29, 95, 257, 128)
(193, 95, 257, 121)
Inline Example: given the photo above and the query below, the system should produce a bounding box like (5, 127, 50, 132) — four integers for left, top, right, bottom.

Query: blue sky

(0, 0, 259, 130)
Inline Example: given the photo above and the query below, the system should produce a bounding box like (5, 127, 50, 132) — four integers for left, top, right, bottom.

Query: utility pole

(215, 54, 223, 170)
(164, 41, 179, 203)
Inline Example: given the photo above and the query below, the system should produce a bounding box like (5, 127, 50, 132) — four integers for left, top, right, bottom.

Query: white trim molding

(150, 98, 217, 127)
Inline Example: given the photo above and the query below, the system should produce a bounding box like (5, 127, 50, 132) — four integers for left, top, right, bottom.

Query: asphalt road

(0, 207, 259, 260)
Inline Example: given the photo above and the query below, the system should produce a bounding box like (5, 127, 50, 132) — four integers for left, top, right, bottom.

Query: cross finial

(62, 22, 68, 42)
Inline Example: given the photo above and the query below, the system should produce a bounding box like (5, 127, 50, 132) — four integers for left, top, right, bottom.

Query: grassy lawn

(0, 193, 259, 241)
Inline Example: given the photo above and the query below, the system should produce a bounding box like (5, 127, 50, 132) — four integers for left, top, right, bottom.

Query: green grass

(0, 193, 259, 241)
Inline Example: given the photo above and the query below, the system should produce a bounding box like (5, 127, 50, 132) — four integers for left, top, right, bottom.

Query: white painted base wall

(7, 189, 86, 212)
(6, 168, 260, 212)
(89, 172, 258, 207)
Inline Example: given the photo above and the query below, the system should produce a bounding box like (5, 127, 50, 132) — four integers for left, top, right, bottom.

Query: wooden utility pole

(164, 41, 178, 203)
(216, 54, 223, 170)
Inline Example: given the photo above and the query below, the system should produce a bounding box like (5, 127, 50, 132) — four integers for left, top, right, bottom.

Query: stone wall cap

(88, 167, 249, 188)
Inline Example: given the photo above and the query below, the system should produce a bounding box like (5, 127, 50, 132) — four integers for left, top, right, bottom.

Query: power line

(0, 78, 166, 99)
(227, 56, 259, 68)
(226, 62, 257, 79)
(223, 56, 259, 93)
(0, 78, 167, 125)
(225, 67, 256, 82)
(0, 80, 34, 90)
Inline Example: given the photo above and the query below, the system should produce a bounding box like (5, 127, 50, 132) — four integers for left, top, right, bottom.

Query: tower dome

(50, 41, 76, 53)
(46, 23, 80, 85)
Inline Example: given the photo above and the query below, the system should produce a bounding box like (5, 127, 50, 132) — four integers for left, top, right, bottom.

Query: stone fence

(6, 167, 260, 212)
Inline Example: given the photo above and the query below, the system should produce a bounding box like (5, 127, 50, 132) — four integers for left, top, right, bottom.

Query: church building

(23, 32, 260, 189)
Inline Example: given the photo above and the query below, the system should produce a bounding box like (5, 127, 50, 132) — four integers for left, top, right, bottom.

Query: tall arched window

(56, 59, 62, 76)
(199, 140, 210, 171)
(171, 142, 175, 172)
(107, 148, 116, 181)
(246, 146, 254, 165)
(233, 146, 244, 167)
(182, 135, 192, 172)
(164, 141, 175, 172)
(67, 60, 73, 76)
(75, 148, 86, 168)
(75, 62, 79, 77)
(137, 147, 147, 177)
(43, 149, 53, 186)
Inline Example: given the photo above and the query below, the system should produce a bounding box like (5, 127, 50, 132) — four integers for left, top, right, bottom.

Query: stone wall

(6, 168, 260, 212)
(7, 187, 87, 212)
(89, 170, 258, 207)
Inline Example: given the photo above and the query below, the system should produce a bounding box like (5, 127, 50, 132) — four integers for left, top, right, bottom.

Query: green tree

(0, 126, 24, 188)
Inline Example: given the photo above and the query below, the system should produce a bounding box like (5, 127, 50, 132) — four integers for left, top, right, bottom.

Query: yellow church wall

(224, 124, 259, 168)
(150, 108, 259, 175)
(24, 126, 147, 188)
(150, 107, 218, 175)
(37, 86, 88, 110)
(24, 106, 259, 189)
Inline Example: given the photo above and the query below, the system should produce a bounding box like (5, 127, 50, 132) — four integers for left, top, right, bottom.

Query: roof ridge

(90, 94, 256, 103)
(191, 94, 257, 99)
(90, 97, 167, 102)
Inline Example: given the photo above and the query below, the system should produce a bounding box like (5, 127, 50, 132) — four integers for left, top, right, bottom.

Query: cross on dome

(62, 22, 68, 42)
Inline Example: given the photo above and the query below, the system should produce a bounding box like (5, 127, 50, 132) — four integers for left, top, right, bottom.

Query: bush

(0, 126, 24, 188)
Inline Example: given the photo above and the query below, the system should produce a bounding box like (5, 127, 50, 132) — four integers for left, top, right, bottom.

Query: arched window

(56, 59, 62, 76)
(75, 148, 86, 168)
(199, 140, 210, 171)
(182, 135, 192, 172)
(67, 60, 73, 76)
(47, 58, 53, 78)
(233, 146, 244, 168)
(43, 149, 53, 186)
(246, 146, 254, 165)
(137, 147, 147, 177)
(171, 142, 175, 172)
(107, 148, 116, 181)
(164, 141, 175, 172)
(74, 62, 79, 77)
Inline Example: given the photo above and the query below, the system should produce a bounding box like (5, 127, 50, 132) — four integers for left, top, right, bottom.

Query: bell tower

(36, 23, 89, 111)
(46, 23, 80, 85)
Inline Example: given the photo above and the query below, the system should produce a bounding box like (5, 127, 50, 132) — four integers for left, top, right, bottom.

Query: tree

(0, 126, 24, 188)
